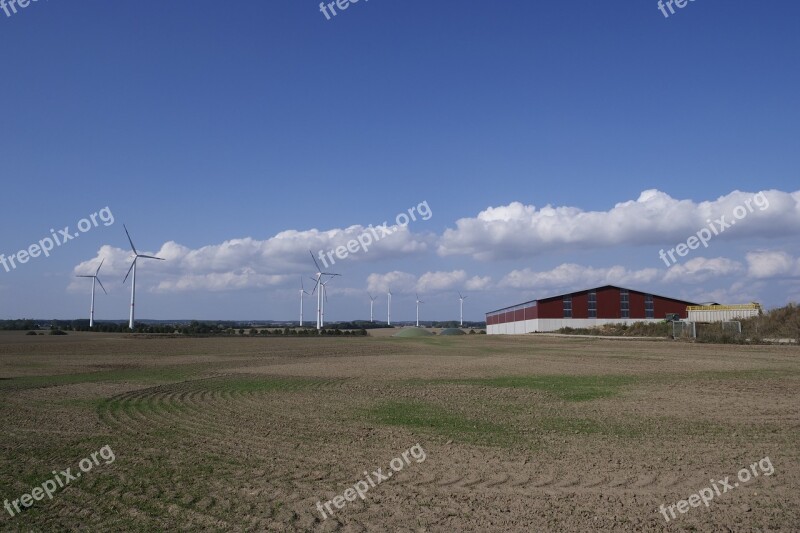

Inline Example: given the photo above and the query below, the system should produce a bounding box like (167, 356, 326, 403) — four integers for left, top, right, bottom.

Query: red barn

(485, 285, 697, 334)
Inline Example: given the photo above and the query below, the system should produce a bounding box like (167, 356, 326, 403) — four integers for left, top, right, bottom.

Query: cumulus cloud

(438, 189, 800, 260)
(498, 263, 660, 291)
(72, 223, 433, 293)
(366, 270, 492, 294)
(70, 189, 799, 298)
(155, 270, 289, 292)
(465, 275, 493, 291)
(663, 257, 743, 284)
(366, 271, 418, 294)
(689, 280, 767, 307)
(416, 270, 467, 292)
(746, 251, 800, 279)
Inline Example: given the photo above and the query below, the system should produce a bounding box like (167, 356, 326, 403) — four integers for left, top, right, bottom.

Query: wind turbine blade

(309, 277, 320, 295)
(95, 258, 105, 276)
(76, 275, 93, 278)
(123, 259, 136, 284)
(309, 250, 322, 272)
(123, 224, 138, 254)
(321, 272, 341, 277)
(96, 277, 108, 295)
(137, 255, 165, 261)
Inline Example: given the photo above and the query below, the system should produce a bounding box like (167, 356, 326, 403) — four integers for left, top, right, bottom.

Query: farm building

(687, 303, 762, 323)
(486, 285, 697, 335)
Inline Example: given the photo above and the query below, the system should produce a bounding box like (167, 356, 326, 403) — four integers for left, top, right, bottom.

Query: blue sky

(1, 0, 798, 322)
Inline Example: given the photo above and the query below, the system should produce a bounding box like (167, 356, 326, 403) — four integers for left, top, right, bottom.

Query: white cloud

(366, 270, 491, 294)
(366, 271, 418, 294)
(746, 250, 800, 279)
(72, 222, 433, 293)
(416, 270, 467, 292)
(689, 280, 766, 306)
(438, 189, 800, 260)
(155, 270, 289, 292)
(69, 189, 800, 299)
(663, 257, 743, 284)
(465, 275, 493, 291)
(498, 263, 660, 292)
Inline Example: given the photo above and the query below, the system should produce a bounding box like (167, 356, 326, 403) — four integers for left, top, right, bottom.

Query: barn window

(588, 291, 597, 318)
(620, 289, 629, 318)
(563, 296, 572, 318)
(645, 294, 654, 318)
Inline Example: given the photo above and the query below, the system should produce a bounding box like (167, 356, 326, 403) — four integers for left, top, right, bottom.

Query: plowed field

(1, 332, 798, 531)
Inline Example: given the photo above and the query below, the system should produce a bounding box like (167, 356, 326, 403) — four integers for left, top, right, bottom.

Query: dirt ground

(0, 331, 798, 532)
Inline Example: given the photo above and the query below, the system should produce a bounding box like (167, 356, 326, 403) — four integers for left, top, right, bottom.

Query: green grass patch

(0, 365, 209, 391)
(363, 400, 517, 446)
(449, 374, 636, 401)
(534, 416, 644, 437)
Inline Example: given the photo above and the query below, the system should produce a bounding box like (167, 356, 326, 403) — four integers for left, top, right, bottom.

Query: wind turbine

(369, 293, 377, 323)
(387, 289, 392, 326)
(320, 277, 333, 328)
(76, 259, 107, 328)
(299, 277, 310, 326)
(458, 291, 468, 327)
(123, 225, 165, 330)
(415, 293, 424, 327)
(309, 251, 339, 330)
(307, 275, 331, 327)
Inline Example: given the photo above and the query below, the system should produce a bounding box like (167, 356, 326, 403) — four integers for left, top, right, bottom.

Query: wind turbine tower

(76, 259, 107, 328)
(123, 225, 165, 330)
(458, 291, 468, 327)
(415, 293, 424, 327)
(309, 251, 340, 330)
(320, 277, 333, 327)
(369, 293, 377, 323)
(299, 277, 310, 326)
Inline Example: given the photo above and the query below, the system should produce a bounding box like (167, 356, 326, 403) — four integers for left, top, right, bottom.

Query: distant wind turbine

(416, 293, 424, 327)
(458, 291, 468, 327)
(76, 259, 107, 328)
(369, 293, 377, 323)
(320, 277, 333, 327)
(123, 225, 165, 330)
(309, 251, 339, 330)
(299, 277, 310, 326)
(387, 289, 392, 326)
